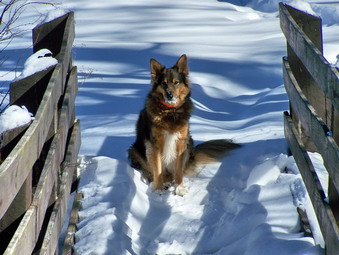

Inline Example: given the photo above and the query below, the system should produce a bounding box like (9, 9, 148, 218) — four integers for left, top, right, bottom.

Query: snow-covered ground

(1, 0, 339, 254)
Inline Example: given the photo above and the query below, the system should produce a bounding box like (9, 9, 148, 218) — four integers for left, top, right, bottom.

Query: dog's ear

(175, 54, 188, 76)
(150, 58, 164, 80)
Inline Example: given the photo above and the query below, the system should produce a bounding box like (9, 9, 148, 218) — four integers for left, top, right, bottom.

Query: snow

(14, 49, 58, 81)
(1, 0, 339, 254)
(308, 152, 328, 198)
(0, 105, 34, 133)
(75, 155, 323, 255)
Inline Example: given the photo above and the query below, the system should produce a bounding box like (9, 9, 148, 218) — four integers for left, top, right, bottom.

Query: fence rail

(279, 3, 339, 255)
(0, 12, 80, 255)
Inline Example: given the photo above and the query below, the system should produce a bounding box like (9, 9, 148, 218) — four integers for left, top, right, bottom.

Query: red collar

(159, 100, 176, 108)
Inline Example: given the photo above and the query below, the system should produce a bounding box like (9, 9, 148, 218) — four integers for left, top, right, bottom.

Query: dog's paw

(149, 182, 163, 194)
(174, 185, 187, 196)
(163, 182, 172, 190)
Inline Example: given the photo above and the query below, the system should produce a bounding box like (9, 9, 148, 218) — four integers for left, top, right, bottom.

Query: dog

(128, 54, 239, 196)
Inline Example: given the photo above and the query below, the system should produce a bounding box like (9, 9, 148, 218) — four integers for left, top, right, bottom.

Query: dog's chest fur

(162, 131, 180, 166)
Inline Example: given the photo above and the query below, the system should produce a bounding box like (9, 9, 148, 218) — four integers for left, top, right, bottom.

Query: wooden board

(284, 112, 339, 255)
(58, 66, 78, 142)
(283, 59, 339, 195)
(61, 193, 83, 255)
(0, 122, 31, 162)
(282, 4, 323, 52)
(57, 12, 75, 88)
(0, 174, 32, 233)
(33, 12, 75, 89)
(0, 65, 62, 220)
(287, 45, 333, 149)
(9, 67, 55, 110)
(1, 122, 31, 149)
(39, 120, 81, 255)
(3, 208, 37, 255)
(280, 3, 339, 112)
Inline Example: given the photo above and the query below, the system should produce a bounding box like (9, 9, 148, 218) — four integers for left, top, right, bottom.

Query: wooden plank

(57, 12, 75, 89)
(0, 122, 31, 164)
(49, 65, 78, 207)
(9, 67, 55, 109)
(0, 174, 32, 232)
(285, 49, 318, 151)
(4, 66, 79, 254)
(284, 112, 339, 255)
(1, 122, 31, 150)
(61, 193, 83, 255)
(283, 59, 339, 194)
(283, 4, 323, 52)
(33, 12, 75, 88)
(33, 13, 68, 54)
(58, 66, 78, 142)
(328, 180, 339, 221)
(287, 44, 333, 151)
(3, 208, 37, 255)
(279, 3, 339, 112)
(39, 120, 81, 255)
(334, 107, 339, 144)
(0, 122, 32, 228)
(0, 64, 63, 220)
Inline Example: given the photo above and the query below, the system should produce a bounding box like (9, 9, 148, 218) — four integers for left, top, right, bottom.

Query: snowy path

(2, 0, 339, 254)
(74, 153, 320, 254)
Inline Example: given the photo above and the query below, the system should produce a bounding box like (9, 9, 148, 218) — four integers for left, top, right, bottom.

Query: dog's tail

(185, 139, 241, 177)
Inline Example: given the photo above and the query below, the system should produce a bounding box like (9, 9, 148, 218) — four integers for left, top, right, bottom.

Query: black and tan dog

(128, 54, 239, 195)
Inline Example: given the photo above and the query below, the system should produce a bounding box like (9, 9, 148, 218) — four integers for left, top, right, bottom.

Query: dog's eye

(174, 81, 180, 87)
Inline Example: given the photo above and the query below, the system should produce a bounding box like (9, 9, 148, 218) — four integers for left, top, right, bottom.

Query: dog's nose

(166, 89, 173, 100)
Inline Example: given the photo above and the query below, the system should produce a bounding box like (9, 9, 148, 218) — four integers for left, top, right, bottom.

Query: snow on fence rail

(279, 3, 339, 255)
(0, 12, 81, 255)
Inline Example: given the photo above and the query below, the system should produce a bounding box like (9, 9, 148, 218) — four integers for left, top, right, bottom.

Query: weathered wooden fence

(280, 3, 339, 255)
(0, 12, 81, 254)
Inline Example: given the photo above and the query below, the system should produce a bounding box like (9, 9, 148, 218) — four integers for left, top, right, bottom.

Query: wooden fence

(280, 3, 339, 255)
(0, 12, 81, 254)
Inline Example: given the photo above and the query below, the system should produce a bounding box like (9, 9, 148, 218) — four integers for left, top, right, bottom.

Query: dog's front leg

(174, 139, 188, 196)
(147, 146, 163, 191)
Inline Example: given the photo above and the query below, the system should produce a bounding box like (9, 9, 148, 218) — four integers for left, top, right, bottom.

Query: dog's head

(150, 54, 190, 108)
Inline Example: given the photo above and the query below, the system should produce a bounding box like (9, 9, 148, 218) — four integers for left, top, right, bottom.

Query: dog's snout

(166, 88, 173, 99)
(167, 92, 173, 99)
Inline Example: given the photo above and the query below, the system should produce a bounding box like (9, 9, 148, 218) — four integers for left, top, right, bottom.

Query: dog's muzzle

(165, 88, 174, 100)
(164, 89, 177, 105)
